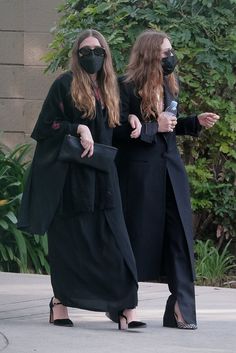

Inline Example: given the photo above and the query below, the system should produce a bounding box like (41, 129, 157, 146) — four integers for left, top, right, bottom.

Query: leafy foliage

(0, 143, 49, 274)
(195, 239, 236, 286)
(44, 0, 236, 244)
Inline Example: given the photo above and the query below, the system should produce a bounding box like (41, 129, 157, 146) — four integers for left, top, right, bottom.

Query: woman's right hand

(77, 124, 94, 157)
(158, 112, 177, 133)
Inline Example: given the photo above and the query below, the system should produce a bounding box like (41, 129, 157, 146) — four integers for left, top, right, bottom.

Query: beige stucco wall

(0, 0, 63, 147)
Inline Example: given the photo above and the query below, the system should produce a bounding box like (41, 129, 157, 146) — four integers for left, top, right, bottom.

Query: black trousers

(163, 173, 197, 324)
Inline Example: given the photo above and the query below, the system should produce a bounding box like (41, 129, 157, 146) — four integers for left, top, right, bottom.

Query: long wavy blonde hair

(71, 29, 119, 127)
(125, 30, 179, 121)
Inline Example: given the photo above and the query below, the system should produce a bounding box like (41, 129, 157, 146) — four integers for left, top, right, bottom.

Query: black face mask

(161, 54, 178, 76)
(78, 53, 104, 74)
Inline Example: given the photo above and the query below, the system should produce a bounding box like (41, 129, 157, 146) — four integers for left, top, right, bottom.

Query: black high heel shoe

(49, 297, 74, 327)
(163, 295, 197, 330)
(118, 312, 147, 330)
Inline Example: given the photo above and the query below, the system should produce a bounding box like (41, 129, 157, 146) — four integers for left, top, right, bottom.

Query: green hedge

(0, 143, 49, 274)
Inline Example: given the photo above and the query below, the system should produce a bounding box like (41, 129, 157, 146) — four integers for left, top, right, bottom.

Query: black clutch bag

(58, 134, 118, 172)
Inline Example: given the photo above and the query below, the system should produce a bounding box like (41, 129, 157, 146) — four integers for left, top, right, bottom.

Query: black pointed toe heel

(163, 296, 197, 330)
(49, 297, 74, 327)
(118, 312, 147, 330)
(174, 317, 197, 330)
(127, 320, 147, 329)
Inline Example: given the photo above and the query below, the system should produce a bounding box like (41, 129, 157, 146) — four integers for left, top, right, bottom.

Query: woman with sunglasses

(113, 29, 219, 329)
(18, 29, 145, 330)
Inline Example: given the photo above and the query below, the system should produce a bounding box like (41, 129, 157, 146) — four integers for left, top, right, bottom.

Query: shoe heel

(49, 297, 54, 324)
(163, 311, 177, 328)
(163, 295, 177, 328)
(118, 312, 128, 330)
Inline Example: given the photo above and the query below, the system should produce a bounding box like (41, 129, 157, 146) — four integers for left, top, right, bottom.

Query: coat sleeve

(31, 74, 79, 142)
(137, 114, 201, 143)
(113, 77, 133, 142)
(175, 115, 202, 137)
(114, 77, 158, 144)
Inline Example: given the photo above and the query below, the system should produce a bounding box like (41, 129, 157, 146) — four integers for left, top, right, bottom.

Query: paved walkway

(0, 272, 235, 353)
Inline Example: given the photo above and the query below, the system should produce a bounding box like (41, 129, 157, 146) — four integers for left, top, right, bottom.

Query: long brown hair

(71, 29, 119, 127)
(125, 30, 179, 121)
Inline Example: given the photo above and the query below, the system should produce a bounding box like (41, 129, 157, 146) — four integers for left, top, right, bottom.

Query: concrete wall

(0, 0, 62, 147)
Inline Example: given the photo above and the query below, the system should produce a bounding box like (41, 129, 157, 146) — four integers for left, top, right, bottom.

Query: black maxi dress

(18, 72, 138, 312)
(113, 76, 202, 324)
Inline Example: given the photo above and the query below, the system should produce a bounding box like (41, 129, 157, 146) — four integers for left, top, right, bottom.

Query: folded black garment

(58, 134, 118, 172)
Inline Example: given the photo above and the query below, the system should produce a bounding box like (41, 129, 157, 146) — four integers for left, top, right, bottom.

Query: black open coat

(113, 77, 201, 281)
(18, 72, 138, 289)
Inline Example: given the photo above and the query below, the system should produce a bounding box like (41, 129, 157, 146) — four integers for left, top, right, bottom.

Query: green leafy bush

(195, 239, 236, 286)
(0, 143, 49, 274)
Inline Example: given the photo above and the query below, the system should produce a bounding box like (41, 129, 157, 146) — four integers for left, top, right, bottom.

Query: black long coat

(17, 72, 138, 286)
(113, 77, 201, 281)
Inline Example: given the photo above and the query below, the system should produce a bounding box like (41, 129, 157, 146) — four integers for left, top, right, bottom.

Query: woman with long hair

(18, 29, 145, 330)
(113, 29, 219, 329)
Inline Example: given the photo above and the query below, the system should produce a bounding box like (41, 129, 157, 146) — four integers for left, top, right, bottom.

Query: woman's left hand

(128, 114, 142, 138)
(197, 113, 220, 128)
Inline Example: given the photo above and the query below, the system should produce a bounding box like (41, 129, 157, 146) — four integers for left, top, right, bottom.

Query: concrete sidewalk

(0, 272, 235, 353)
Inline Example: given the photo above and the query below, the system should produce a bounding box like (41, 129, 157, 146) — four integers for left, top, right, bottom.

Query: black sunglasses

(78, 46, 106, 57)
(162, 48, 175, 57)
